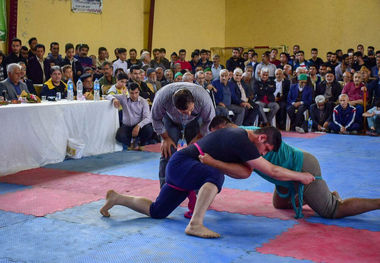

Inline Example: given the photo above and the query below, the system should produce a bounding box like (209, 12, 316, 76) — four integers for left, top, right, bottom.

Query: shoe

(295, 126, 305, 133)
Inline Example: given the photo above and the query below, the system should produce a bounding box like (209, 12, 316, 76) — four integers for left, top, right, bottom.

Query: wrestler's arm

(199, 154, 252, 179)
(247, 157, 314, 184)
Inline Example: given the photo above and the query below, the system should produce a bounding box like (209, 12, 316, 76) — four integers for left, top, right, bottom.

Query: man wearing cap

(310, 95, 333, 132)
(151, 82, 215, 189)
(174, 72, 183, 82)
(146, 68, 161, 93)
(287, 73, 313, 133)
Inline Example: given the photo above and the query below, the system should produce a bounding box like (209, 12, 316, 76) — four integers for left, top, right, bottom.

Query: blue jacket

(287, 84, 313, 109)
(212, 79, 240, 105)
(229, 79, 254, 104)
(332, 104, 357, 128)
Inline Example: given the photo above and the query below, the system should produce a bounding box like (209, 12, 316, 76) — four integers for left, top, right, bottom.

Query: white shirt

(274, 79, 283, 97)
(112, 59, 128, 75)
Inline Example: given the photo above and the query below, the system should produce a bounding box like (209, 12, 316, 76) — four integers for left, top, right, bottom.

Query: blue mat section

(0, 210, 35, 228)
(0, 183, 31, 195)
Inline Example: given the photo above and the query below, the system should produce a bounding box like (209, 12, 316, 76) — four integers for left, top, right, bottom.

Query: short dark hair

(327, 51, 333, 55)
(354, 51, 362, 57)
(254, 127, 282, 152)
(191, 51, 199, 58)
(118, 48, 127, 54)
(79, 44, 89, 51)
(179, 49, 186, 54)
(263, 51, 270, 57)
(35, 44, 45, 51)
(65, 43, 74, 52)
(232, 47, 239, 52)
(12, 38, 22, 45)
(50, 42, 59, 49)
(129, 65, 141, 73)
(347, 48, 354, 53)
(0, 51, 4, 58)
(117, 73, 128, 81)
(311, 48, 318, 52)
(368, 46, 375, 51)
(209, 116, 232, 131)
(342, 54, 349, 60)
(200, 49, 207, 55)
(129, 48, 137, 53)
(21, 46, 28, 51)
(102, 61, 112, 68)
(128, 82, 140, 91)
(172, 88, 194, 110)
(75, 44, 81, 50)
(98, 47, 107, 53)
(171, 52, 178, 57)
(357, 44, 364, 49)
(28, 37, 37, 45)
(297, 50, 304, 55)
(160, 48, 166, 53)
(153, 48, 160, 53)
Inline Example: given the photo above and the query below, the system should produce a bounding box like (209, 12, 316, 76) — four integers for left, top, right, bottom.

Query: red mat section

(143, 143, 161, 153)
(257, 221, 380, 263)
(0, 187, 101, 216)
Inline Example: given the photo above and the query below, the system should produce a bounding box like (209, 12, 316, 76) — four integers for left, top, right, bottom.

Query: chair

(254, 107, 276, 127)
(285, 110, 309, 131)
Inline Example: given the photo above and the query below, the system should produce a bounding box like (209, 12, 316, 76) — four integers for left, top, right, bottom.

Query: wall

(17, 0, 144, 59)
(152, 0, 226, 58)
(225, 0, 380, 59)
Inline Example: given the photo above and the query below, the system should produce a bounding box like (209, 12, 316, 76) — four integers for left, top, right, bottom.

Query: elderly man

(0, 63, 29, 100)
(146, 68, 162, 93)
(182, 72, 194, 83)
(40, 66, 67, 98)
(161, 69, 173, 87)
(316, 71, 342, 105)
(310, 95, 333, 132)
(287, 74, 313, 133)
(329, 94, 360, 134)
(109, 82, 153, 150)
(274, 68, 290, 129)
(151, 82, 215, 188)
(196, 70, 217, 109)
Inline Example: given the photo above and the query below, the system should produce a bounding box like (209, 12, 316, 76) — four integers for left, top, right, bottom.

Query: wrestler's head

(209, 116, 236, 132)
(173, 88, 195, 116)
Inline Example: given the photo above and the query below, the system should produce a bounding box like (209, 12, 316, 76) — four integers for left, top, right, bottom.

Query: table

(0, 100, 122, 176)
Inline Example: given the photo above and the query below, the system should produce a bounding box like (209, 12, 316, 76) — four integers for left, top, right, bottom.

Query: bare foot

(332, 191, 342, 202)
(185, 223, 220, 238)
(100, 190, 118, 217)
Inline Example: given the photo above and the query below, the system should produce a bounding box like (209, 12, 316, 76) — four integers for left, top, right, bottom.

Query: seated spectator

(76, 44, 93, 69)
(352, 51, 368, 72)
(182, 72, 194, 83)
(113, 48, 128, 76)
(360, 66, 371, 85)
(230, 68, 259, 126)
(99, 61, 116, 94)
(204, 68, 213, 85)
(213, 69, 244, 124)
(255, 52, 276, 80)
(175, 49, 192, 71)
(151, 48, 169, 70)
(46, 42, 63, 67)
(128, 65, 154, 105)
(294, 50, 310, 70)
(111, 82, 153, 150)
(254, 69, 279, 126)
(61, 43, 83, 83)
(242, 65, 255, 93)
(161, 69, 173, 87)
(199, 49, 212, 70)
(146, 68, 161, 93)
(318, 63, 328, 82)
(127, 48, 142, 68)
(80, 73, 98, 100)
(310, 95, 333, 132)
(370, 51, 380, 78)
(316, 71, 342, 105)
(0, 51, 5, 81)
(287, 73, 313, 133)
(20, 46, 29, 63)
(196, 70, 217, 109)
(342, 72, 367, 108)
(367, 69, 380, 107)
(226, 48, 245, 72)
(159, 48, 170, 68)
(283, 64, 293, 82)
(169, 52, 178, 69)
(274, 69, 290, 129)
(61, 65, 73, 83)
(308, 48, 324, 70)
(308, 64, 321, 93)
(96, 47, 108, 68)
(174, 72, 183, 82)
(40, 66, 67, 99)
(0, 63, 29, 100)
(340, 71, 352, 89)
(19, 62, 36, 95)
(363, 100, 380, 136)
(329, 94, 360, 134)
(173, 63, 182, 74)
(155, 67, 165, 82)
(107, 72, 128, 95)
(335, 54, 351, 81)
(26, 44, 50, 84)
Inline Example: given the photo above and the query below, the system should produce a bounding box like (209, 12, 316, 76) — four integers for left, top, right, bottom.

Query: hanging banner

(72, 0, 103, 14)
(0, 0, 6, 41)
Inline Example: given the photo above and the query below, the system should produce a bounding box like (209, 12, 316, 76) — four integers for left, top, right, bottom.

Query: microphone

(2, 89, 7, 101)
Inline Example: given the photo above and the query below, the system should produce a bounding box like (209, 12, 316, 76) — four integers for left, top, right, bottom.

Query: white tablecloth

(0, 100, 122, 176)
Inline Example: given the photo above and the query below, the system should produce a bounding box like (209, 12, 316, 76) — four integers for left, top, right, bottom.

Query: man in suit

(26, 44, 50, 84)
(274, 69, 290, 130)
(0, 63, 29, 100)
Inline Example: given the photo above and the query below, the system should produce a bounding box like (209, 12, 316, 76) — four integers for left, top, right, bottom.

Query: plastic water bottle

(67, 79, 74, 101)
(76, 79, 83, 100)
(308, 118, 312, 133)
(94, 78, 100, 101)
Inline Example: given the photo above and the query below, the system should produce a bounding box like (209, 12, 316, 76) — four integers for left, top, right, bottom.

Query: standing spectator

(310, 95, 333, 132)
(151, 48, 168, 70)
(96, 47, 108, 68)
(111, 82, 153, 150)
(199, 49, 212, 70)
(40, 66, 67, 99)
(189, 51, 201, 73)
(352, 52, 367, 72)
(170, 52, 178, 69)
(113, 48, 128, 76)
(335, 54, 351, 82)
(211, 54, 224, 80)
(370, 51, 380, 78)
(175, 49, 192, 71)
(254, 69, 280, 126)
(287, 74, 313, 132)
(46, 42, 63, 67)
(4, 38, 27, 74)
(274, 69, 290, 129)
(99, 61, 116, 94)
(226, 48, 245, 72)
(0, 52, 6, 81)
(77, 44, 93, 69)
(308, 48, 323, 70)
(127, 48, 142, 68)
(129, 65, 154, 104)
(61, 43, 83, 83)
(255, 51, 277, 80)
(329, 94, 360, 134)
(269, 48, 280, 67)
(0, 63, 29, 100)
(27, 37, 38, 58)
(26, 44, 50, 84)
(294, 51, 310, 70)
(308, 64, 321, 93)
(277, 52, 289, 70)
(159, 48, 170, 69)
